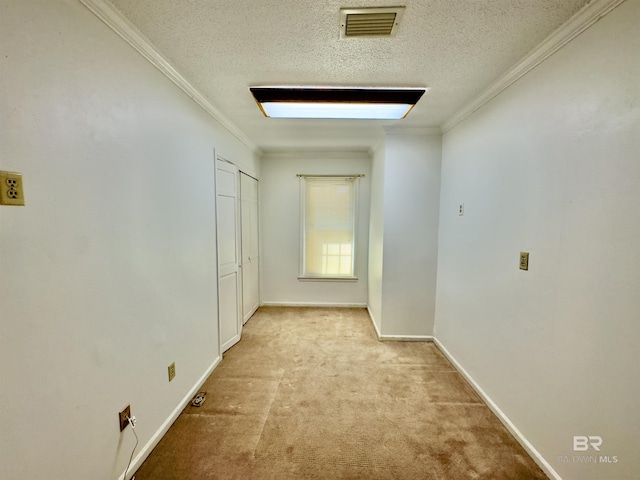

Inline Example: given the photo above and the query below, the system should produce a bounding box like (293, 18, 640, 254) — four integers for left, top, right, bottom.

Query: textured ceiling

(109, 0, 589, 151)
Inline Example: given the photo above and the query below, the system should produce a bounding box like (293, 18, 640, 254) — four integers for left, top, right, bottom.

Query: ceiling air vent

(340, 7, 405, 38)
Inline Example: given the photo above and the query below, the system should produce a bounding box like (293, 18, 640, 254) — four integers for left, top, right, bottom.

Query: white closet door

(216, 158, 242, 352)
(240, 173, 260, 324)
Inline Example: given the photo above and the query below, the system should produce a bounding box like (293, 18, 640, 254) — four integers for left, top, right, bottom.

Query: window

(299, 176, 359, 280)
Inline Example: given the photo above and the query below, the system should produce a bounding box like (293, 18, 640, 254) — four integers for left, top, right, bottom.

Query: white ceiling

(109, 0, 589, 152)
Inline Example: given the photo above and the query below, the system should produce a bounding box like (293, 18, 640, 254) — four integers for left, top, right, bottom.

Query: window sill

(298, 276, 359, 282)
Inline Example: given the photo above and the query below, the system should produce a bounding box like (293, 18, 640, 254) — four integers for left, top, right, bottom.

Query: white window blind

(300, 176, 359, 280)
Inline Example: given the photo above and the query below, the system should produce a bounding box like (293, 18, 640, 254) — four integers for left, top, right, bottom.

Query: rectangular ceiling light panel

(260, 102, 413, 120)
(250, 87, 426, 120)
(340, 7, 405, 38)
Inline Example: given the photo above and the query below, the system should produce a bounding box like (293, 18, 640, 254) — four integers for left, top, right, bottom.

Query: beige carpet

(134, 307, 547, 479)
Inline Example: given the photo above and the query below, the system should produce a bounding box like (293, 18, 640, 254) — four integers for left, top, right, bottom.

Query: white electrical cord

(123, 416, 138, 480)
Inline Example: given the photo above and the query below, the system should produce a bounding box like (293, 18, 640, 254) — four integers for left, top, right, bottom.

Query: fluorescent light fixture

(250, 87, 426, 120)
(260, 102, 413, 120)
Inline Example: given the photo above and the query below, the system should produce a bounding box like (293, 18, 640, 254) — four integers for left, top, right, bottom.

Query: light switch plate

(520, 252, 529, 270)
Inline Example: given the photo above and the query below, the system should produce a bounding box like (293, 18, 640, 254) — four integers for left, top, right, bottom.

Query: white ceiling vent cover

(340, 6, 405, 38)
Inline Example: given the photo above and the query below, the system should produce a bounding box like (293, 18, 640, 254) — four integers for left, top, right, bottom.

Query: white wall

(367, 133, 441, 337)
(367, 143, 385, 331)
(381, 134, 441, 336)
(435, 1, 640, 479)
(260, 151, 370, 306)
(0, 2, 258, 479)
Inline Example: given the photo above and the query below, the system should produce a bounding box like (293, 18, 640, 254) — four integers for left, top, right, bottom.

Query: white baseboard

(260, 301, 367, 308)
(432, 338, 561, 480)
(366, 305, 382, 338)
(117, 316, 556, 480)
(120, 355, 222, 480)
(221, 334, 241, 353)
(379, 334, 434, 341)
(366, 305, 434, 342)
(243, 304, 259, 325)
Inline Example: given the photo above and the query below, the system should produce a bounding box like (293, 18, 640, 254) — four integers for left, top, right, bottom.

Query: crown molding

(441, 0, 626, 133)
(367, 138, 385, 157)
(79, 0, 261, 155)
(261, 148, 371, 161)
(382, 126, 442, 136)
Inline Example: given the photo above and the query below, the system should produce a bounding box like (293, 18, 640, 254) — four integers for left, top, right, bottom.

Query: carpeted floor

(134, 307, 547, 479)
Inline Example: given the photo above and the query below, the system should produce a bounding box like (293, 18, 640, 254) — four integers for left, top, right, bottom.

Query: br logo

(573, 436, 603, 451)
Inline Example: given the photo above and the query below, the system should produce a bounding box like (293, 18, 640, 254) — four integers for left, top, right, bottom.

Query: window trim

(298, 175, 361, 281)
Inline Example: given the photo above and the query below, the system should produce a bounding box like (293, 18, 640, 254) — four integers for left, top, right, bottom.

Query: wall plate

(0, 171, 25, 206)
(119, 405, 131, 431)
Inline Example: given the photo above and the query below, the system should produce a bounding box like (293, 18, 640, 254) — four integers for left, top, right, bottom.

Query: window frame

(298, 175, 360, 282)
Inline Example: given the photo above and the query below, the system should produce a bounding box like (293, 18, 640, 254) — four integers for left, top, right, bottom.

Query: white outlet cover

(458, 203, 464, 216)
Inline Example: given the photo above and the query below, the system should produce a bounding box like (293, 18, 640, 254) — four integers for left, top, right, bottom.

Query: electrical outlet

(0, 171, 25, 206)
(458, 203, 464, 216)
(168, 362, 176, 382)
(119, 405, 131, 432)
(520, 252, 529, 271)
